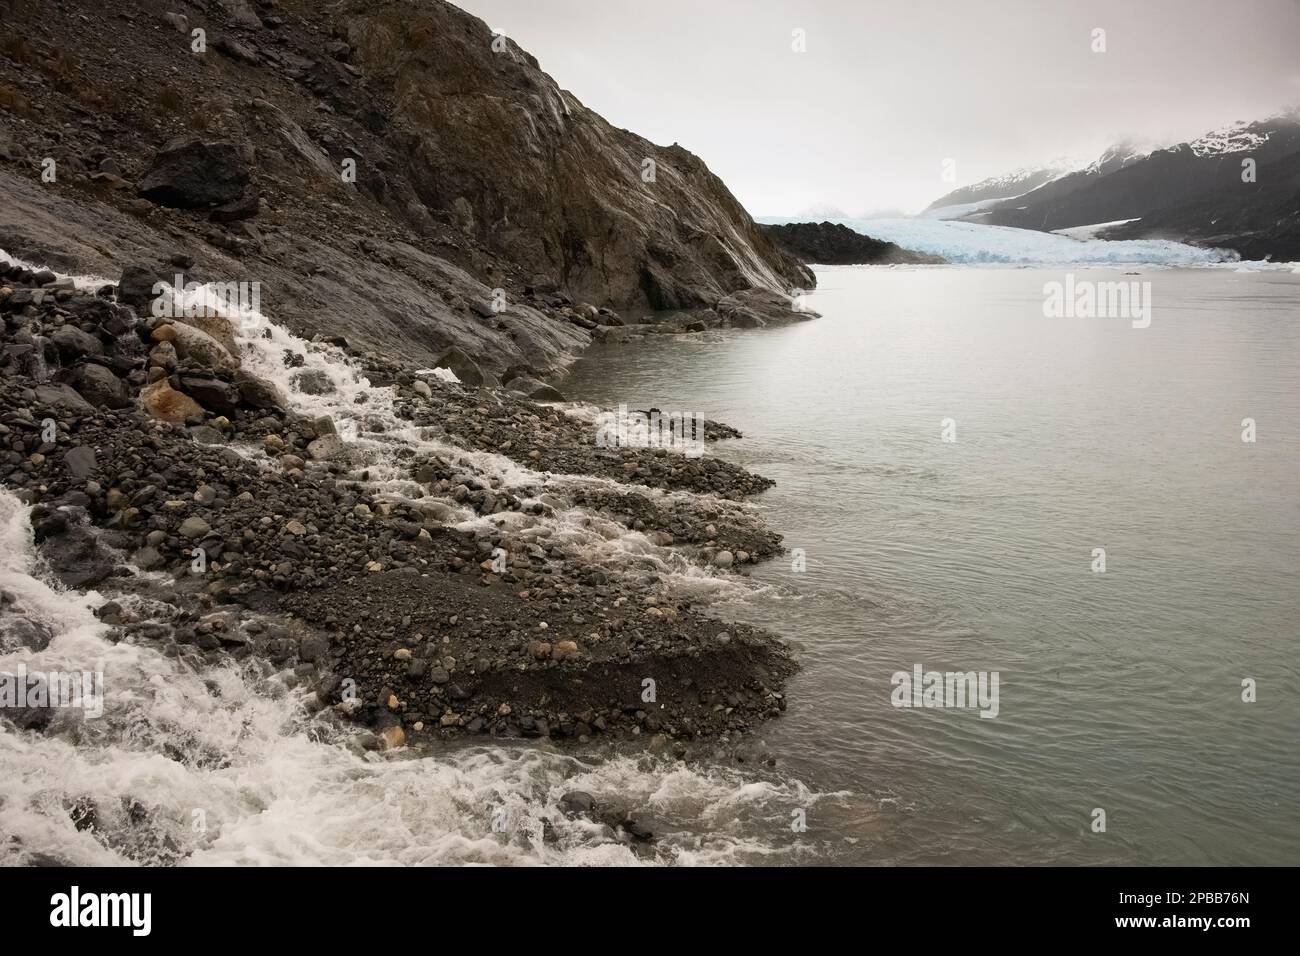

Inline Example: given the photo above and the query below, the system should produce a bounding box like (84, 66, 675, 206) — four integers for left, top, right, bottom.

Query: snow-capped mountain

(923, 160, 1074, 214)
(964, 112, 1300, 260)
(1188, 119, 1275, 157)
(1079, 138, 1157, 176)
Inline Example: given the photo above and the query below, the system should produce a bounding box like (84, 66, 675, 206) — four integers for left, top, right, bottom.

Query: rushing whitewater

(0, 266, 844, 866)
(0, 492, 822, 866)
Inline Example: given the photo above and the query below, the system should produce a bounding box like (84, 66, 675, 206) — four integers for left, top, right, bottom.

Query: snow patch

(1189, 122, 1271, 157)
(1051, 219, 1141, 241)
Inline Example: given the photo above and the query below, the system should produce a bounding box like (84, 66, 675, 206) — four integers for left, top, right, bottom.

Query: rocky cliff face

(344, 1, 810, 310)
(0, 0, 809, 378)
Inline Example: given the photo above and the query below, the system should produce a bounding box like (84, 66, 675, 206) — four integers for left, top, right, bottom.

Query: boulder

(292, 369, 334, 395)
(154, 322, 238, 371)
(140, 379, 204, 423)
(0, 615, 53, 654)
(721, 305, 764, 329)
(148, 341, 178, 371)
(179, 373, 240, 413)
(117, 264, 164, 309)
(50, 326, 103, 362)
(189, 425, 227, 445)
(71, 363, 131, 409)
(559, 791, 596, 817)
(500, 364, 534, 386)
(33, 511, 115, 588)
(62, 295, 114, 326)
(137, 138, 252, 209)
(306, 434, 345, 461)
(33, 383, 93, 414)
(507, 375, 565, 402)
(431, 347, 483, 387)
(176, 314, 240, 358)
(234, 370, 286, 410)
(209, 186, 260, 222)
(64, 445, 97, 479)
(178, 516, 211, 540)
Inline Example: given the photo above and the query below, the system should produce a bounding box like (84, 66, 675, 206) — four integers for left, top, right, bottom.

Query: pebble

(178, 517, 211, 540)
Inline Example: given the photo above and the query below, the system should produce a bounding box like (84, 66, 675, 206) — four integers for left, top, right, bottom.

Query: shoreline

(0, 260, 801, 755)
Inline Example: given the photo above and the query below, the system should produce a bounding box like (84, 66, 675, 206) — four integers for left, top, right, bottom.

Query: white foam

(0, 488, 829, 866)
(0, 247, 115, 291)
(0, 267, 820, 866)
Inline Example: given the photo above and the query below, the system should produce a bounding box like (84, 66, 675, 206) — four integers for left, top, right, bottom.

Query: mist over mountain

(923, 162, 1075, 214)
(932, 113, 1300, 260)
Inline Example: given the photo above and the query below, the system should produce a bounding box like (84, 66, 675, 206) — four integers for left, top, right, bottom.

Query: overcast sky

(456, 0, 1300, 216)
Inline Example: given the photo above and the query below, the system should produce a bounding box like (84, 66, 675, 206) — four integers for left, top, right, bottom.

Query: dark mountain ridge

(967, 115, 1300, 260)
(922, 164, 1070, 213)
(761, 221, 944, 265)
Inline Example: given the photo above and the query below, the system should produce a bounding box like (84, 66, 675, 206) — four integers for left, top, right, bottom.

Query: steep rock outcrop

(344, 0, 810, 308)
(0, 0, 809, 379)
(762, 222, 944, 265)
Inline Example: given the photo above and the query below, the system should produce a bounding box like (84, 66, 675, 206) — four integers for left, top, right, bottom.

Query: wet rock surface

(1, 261, 796, 748)
(0, 0, 812, 382)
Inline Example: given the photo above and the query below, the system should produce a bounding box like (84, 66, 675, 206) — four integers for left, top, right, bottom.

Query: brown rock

(176, 314, 240, 358)
(140, 379, 204, 423)
(152, 322, 238, 371)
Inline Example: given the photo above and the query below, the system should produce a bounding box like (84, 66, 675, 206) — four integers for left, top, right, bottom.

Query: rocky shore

(0, 0, 813, 762)
(0, 256, 797, 755)
(762, 221, 946, 266)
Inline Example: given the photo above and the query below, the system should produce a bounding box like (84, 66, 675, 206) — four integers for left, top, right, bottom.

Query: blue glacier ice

(757, 216, 1241, 266)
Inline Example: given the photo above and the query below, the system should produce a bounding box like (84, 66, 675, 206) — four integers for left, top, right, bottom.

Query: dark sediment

(0, 0, 812, 753)
(0, 260, 796, 750)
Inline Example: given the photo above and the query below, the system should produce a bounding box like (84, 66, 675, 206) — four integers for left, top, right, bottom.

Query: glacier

(757, 216, 1241, 266)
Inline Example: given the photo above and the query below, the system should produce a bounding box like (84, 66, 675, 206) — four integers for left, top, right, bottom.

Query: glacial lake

(562, 265, 1300, 865)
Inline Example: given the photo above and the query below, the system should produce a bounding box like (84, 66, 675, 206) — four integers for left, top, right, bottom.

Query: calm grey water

(562, 266, 1300, 865)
